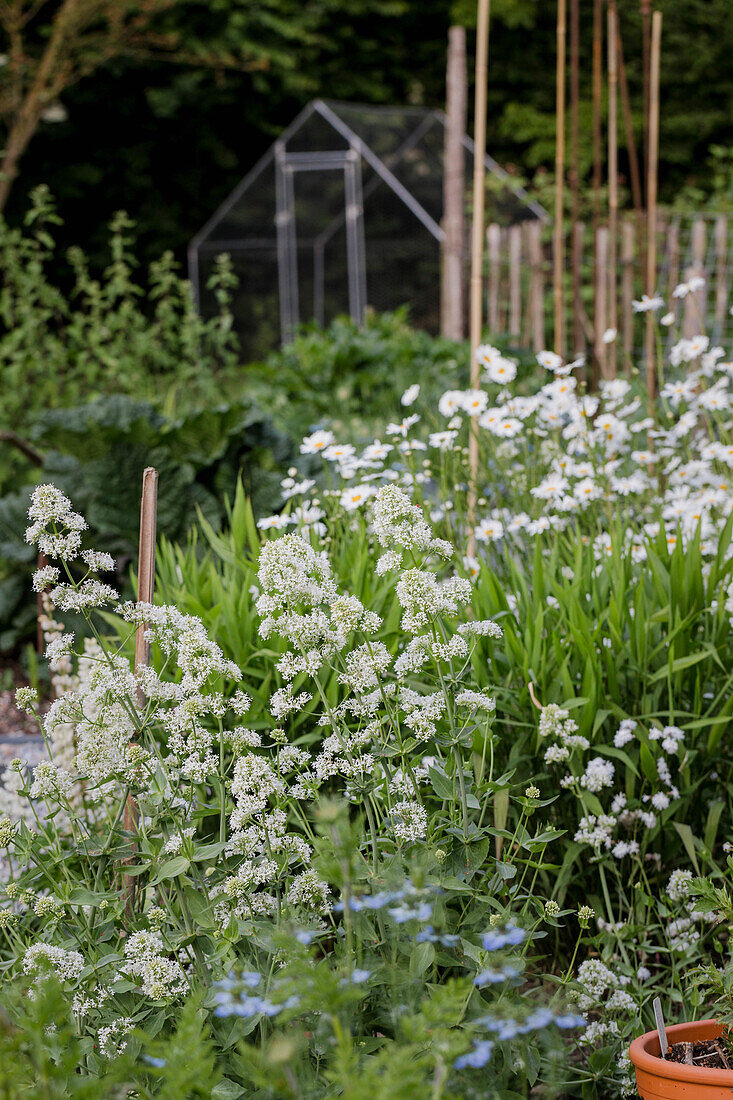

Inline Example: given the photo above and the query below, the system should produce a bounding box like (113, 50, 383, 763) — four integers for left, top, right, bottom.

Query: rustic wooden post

(123, 466, 159, 913)
(441, 25, 467, 340)
(467, 0, 490, 558)
(683, 219, 707, 337)
(553, 0, 567, 354)
(715, 215, 728, 338)
(621, 219, 635, 366)
(644, 10, 661, 404)
(692, 217, 707, 322)
(527, 220, 545, 352)
(487, 222, 501, 333)
(572, 221, 585, 355)
(607, 3, 619, 378)
(594, 225, 609, 383)
(508, 224, 521, 336)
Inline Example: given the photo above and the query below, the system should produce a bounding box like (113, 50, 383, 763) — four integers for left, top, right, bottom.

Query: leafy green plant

(0, 188, 243, 492)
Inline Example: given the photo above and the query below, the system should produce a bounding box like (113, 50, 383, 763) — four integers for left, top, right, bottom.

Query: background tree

(0, 0, 731, 272)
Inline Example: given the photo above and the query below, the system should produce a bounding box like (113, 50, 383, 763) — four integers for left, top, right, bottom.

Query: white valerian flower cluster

(25, 485, 88, 560)
(253, 483, 501, 853)
(662, 868, 716, 952)
(122, 931, 188, 1001)
(23, 943, 85, 985)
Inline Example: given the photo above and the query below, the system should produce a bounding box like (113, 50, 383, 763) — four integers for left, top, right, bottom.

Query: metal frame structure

(189, 99, 548, 349)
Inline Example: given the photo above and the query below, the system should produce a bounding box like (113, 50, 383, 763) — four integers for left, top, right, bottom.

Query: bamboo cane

(644, 10, 661, 403)
(569, 0, 580, 353)
(572, 221, 585, 356)
(592, 0, 603, 230)
(464, 0, 488, 558)
(441, 25, 467, 340)
(123, 466, 159, 914)
(467, 0, 490, 557)
(508, 224, 521, 336)
(607, 3, 619, 379)
(553, 0, 567, 355)
(621, 219, 634, 367)
(641, 0, 651, 188)
(715, 215, 728, 338)
(615, 13, 643, 227)
(594, 226, 608, 384)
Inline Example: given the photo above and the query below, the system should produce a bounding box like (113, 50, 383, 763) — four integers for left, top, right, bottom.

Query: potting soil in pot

(664, 1040, 733, 1070)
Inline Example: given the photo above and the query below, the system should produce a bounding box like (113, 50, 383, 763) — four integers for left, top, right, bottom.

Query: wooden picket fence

(484, 212, 732, 369)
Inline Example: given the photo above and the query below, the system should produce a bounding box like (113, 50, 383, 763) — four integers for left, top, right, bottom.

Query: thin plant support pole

(615, 14, 643, 227)
(594, 225, 609, 383)
(644, 10, 662, 404)
(572, 221, 585, 356)
(467, 0, 490, 558)
(641, 0, 651, 188)
(607, 2, 619, 378)
(508, 225, 521, 336)
(123, 466, 159, 913)
(553, 0, 567, 355)
(621, 219, 634, 367)
(715, 215, 728, 339)
(592, 0, 603, 230)
(441, 25, 467, 340)
(528, 220, 545, 352)
(487, 222, 501, 332)
(569, 0, 581, 353)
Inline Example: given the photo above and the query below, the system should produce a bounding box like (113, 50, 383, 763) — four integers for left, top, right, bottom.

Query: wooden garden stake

(572, 221, 585, 356)
(641, 0, 652, 186)
(621, 219, 635, 366)
(644, 10, 662, 403)
(527, 219, 545, 352)
(508, 225, 521, 336)
(553, 0, 567, 355)
(594, 226, 608, 383)
(467, 0, 490, 558)
(715, 215, 728, 337)
(592, 0, 603, 230)
(441, 25, 467, 341)
(569, 0, 580, 353)
(607, 3, 619, 378)
(684, 218, 708, 336)
(123, 466, 159, 913)
(615, 14, 644, 228)
(487, 222, 500, 332)
(667, 220, 680, 317)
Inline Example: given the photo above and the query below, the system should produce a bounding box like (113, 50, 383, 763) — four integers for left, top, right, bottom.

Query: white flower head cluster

(122, 931, 187, 1001)
(396, 569, 471, 634)
(23, 943, 85, 984)
(666, 869, 693, 902)
(580, 756, 615, 794)
(371, 484, 452, 559)
(391, 799, 428, 844)
(539, 704, 589, 764)
(25, 485, 88, 560)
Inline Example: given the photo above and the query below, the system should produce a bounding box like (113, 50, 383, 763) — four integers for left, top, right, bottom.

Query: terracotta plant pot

(630, 1018, 733, 1098)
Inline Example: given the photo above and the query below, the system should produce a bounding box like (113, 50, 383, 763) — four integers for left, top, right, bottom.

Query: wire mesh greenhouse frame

(189, 99, 548, 359)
